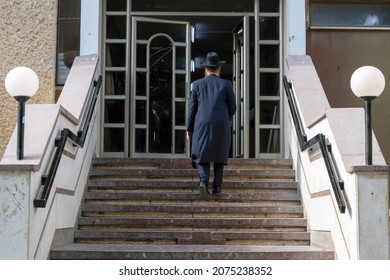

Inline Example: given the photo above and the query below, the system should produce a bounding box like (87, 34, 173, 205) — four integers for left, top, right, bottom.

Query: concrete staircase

(50, 158, 334, 260)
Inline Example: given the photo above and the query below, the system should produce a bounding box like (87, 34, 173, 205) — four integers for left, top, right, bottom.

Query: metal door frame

(232, 16, 250, 158)
(130, 16, 190, 158)
(254, 0, 283, 159)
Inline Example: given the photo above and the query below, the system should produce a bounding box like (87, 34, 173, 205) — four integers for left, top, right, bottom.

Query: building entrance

(102, 0, 282, 159)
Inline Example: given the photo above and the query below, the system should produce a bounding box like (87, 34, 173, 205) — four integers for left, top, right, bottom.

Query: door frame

(130, 16, 191, 158)
(232, 16, 250, 158)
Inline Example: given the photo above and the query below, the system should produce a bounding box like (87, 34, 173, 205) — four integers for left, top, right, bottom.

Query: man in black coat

(186, 52, 236, 199)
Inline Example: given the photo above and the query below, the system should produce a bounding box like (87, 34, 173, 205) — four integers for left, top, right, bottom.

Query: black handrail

(283, 75, 346, 213)
(34, 75, 102, 208)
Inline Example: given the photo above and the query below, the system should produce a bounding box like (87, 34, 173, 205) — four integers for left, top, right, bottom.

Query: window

(132, 0, 254, 12)
(56, 0, 81, 85)
(310, 4, 390, 28)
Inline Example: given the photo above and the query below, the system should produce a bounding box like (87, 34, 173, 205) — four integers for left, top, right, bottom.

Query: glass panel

(104, 128, 124, 152)
(176, 47, 186, 70)
(137, 22, 186, 42)
(106, 44, 126, 67)
(260, 101, 280, 125)
(104, 100, 125, 123)
(310, 4, 390, 28)
(259, 45, 279, 68)
(149, 36, 173, 153)
(259, 17, 279, 40)
(107, 0, 126, 12)
(260, 129, 280, 153)
(105, 71, 125, 96)
(149, 99, 172, 153)
(260, 73, 279, 96)
(149, 98, 173, 153)
(56, 0, 80, 85)
(106, 16, 126, 39)
(136, 100, 146, 124)
(175, 102, 186, 126)
(175, 74, 186, 98)
(136, 72, 147, 96)
(132, 0, 254, 12)
(136, 44, 147, 68)
(135, 129, 146, 153)
(175, 130, 186, 154)
(259, 0, 279, 13)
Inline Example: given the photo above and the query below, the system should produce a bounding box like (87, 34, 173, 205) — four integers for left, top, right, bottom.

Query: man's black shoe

(212, 185, 221, 196)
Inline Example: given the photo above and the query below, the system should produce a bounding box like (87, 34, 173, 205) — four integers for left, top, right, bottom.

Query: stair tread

(74, 230, 311, 239)
(77, 217, 308, 228)
(87, 180, 298, 188)
(52, 243, 325, 252)
(83, 192, 301, 201)
(90, 169, 295, 177)
(81, 204, 303, 212)
(50, 243, 334, 260)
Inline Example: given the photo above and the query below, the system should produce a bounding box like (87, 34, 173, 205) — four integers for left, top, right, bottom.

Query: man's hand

(186, 131, 192, 141)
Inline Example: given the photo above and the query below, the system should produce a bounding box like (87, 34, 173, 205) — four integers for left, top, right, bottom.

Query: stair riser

(92, 158, 294, 170)
(81, 212, 304, 219)
(82, 193, 301, 202)
(74, 239, 311, 246)
(87, 180, 298, 188)
(89, 169, 296, 179)
(50, 251, 333, 260)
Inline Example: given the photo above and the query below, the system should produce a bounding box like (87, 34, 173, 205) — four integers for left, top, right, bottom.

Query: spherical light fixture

(5, 66, 39, 160)
(350, 66, 385, 99)
(350, 66, 385, 165)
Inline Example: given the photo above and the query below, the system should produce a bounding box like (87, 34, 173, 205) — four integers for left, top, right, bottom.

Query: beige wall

(307, 29, 390, 164)
(0, 1, 58, 158)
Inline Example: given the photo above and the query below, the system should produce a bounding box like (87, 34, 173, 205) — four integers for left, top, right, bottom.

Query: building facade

(1, 0, 390, 163)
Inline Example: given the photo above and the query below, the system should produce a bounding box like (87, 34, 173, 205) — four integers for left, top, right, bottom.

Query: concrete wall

(0, 55, 100, 259)
(0, 1, 58, 159)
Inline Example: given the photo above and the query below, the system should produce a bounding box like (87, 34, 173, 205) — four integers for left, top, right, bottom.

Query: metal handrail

(34, 76, 102, 208)
(283, 75, 346, 213)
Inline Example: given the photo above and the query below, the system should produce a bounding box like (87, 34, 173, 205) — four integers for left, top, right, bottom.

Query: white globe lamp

(5, 67, 39, 160)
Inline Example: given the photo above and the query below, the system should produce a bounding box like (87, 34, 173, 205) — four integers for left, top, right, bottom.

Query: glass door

(130, 17, 190, 157)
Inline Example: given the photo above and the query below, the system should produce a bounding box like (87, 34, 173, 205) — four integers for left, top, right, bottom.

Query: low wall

(286, 55, 389, 259)
(0, 55, 100, 259)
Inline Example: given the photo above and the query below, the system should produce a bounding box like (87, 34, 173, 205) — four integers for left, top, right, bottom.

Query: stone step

(92, 158, 294, 170)
(77, 217, 307, 230)
(82, 191, 301, 203)
(88, 168, 296, 181)
(81, 204, 304, 216)
(73, 230, 311, 245)
(50, 243, 334, 260)
(87, 180, 299, 190)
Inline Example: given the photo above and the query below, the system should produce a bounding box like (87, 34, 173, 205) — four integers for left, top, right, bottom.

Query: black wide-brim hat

(201, 52, 226, 67)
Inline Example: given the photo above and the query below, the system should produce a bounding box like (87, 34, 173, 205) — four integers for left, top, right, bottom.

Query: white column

(356, 171, 389, 259)
(80, 0, 101, 56)
(284, 0, 306, 56)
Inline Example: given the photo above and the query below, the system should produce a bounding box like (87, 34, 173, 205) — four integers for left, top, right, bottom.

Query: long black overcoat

(187, 74, 236, 164)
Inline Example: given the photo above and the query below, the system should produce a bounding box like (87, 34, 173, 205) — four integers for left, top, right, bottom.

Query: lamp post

(5, 67, 39, 160)
(350, 66, 385, 165)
